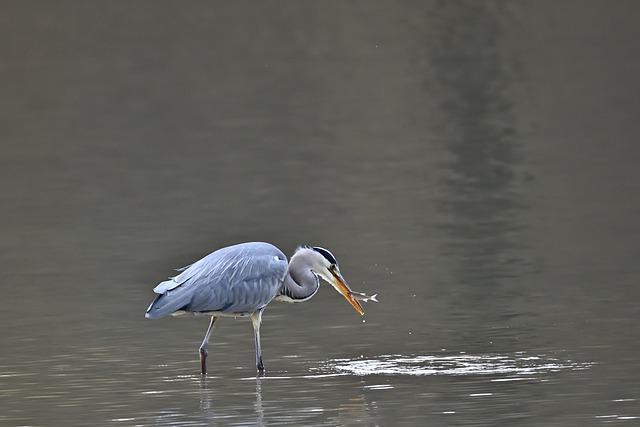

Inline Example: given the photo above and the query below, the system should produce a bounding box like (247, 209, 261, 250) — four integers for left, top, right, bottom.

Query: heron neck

(280, 264, 319, 302)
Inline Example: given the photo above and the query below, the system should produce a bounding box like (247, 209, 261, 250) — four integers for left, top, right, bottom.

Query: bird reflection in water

(254, 378, 264, 426)
(197, 376, 265, 426)
(197, 375, 375, 426)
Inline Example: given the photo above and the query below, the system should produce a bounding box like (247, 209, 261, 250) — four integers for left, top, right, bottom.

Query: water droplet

(362, 319, 366, 323)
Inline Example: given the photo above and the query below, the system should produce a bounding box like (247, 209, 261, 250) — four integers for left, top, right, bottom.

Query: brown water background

(1, 1, 639, 425)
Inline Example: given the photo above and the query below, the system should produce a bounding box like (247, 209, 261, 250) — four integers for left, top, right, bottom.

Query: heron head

(305, 246, 364, 316)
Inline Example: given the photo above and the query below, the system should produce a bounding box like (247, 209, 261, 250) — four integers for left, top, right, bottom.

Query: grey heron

(145, 242, 377, 375)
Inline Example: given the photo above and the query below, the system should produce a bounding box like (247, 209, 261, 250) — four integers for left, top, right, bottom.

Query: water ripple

(318, 352, 593, 377)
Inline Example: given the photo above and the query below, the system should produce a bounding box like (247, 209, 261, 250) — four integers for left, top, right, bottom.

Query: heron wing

(145, 242, 288, 319)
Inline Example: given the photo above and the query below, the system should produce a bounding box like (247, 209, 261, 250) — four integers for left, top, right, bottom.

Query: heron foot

(199, 348, 208, 375)
(257, 358, 265, 375)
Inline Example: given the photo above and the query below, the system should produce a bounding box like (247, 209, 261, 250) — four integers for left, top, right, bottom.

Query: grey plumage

(145, 241, 376, 375)
(146, 242, 287, 319)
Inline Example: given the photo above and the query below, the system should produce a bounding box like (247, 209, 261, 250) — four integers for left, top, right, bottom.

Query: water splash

(318, 353, 593, 377)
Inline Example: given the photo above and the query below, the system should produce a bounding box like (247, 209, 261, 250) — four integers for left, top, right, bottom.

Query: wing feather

(145, 242, 288, 319)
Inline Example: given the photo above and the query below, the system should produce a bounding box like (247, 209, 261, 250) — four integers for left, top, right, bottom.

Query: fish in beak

(327, 266, 365, 316)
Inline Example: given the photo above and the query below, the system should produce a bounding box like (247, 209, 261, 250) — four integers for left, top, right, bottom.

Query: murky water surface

(1, 1, 640, 425)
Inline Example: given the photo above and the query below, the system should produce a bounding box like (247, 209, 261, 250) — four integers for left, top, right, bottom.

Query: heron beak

(328, 267, 364, 316)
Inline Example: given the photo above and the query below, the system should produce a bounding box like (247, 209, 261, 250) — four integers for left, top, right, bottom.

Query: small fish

(350, 291, 379, 303)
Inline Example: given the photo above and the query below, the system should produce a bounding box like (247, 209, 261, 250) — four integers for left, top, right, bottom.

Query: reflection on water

(196, 371, 374, 426)
(428, 2, 530, 288)
(254, 378, 264, 426)
(0, 344, 633, 426)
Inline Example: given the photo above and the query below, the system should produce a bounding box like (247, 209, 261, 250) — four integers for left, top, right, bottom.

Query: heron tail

(145, 287, 192, 319)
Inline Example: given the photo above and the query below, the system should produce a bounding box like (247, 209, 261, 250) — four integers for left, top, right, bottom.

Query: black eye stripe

(312, 246, 337, 265)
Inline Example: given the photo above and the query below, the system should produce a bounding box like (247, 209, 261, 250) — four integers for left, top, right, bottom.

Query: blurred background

(1, 1, 639, 425)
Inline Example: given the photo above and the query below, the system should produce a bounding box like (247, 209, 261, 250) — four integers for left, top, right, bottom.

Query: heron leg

(199, 316, 218, 375)
(250, 309, 265, 374)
